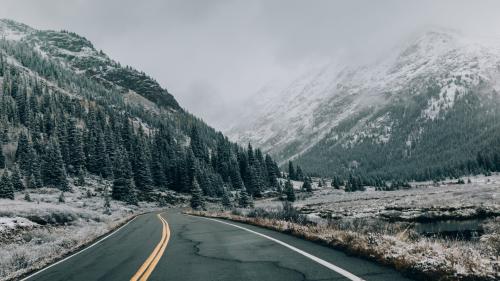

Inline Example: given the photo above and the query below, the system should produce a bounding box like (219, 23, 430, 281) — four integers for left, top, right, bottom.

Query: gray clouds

(2, 0, 500, 129)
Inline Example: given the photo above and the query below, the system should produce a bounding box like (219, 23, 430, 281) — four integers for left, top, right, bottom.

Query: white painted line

(20, 216, 138, 281)
(195, 216, 365, 281)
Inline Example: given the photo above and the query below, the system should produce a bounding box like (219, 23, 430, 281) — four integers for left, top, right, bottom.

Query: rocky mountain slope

(0, 19, 179, 110)
(229, 29, 500, 180)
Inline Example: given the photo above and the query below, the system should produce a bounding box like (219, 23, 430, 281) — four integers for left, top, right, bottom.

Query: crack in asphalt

(175, 222, 346, 281)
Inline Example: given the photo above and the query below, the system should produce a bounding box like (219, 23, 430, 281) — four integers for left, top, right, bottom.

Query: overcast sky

(2, 0, 500, 130)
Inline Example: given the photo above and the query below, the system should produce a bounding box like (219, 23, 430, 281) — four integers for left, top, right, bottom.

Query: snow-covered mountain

(228, 29, 500, 179)
(0, 19, 179, 110)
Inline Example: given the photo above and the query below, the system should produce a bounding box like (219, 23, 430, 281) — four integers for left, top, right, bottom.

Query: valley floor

(193, 174, 500, 281)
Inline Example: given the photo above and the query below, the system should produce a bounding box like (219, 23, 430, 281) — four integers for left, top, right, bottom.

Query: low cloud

(2, 0, 500, 129)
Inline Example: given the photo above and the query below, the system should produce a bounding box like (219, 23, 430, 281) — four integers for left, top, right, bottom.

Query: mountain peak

(229, 26, 500, 175)
(0, 18, 33, 40)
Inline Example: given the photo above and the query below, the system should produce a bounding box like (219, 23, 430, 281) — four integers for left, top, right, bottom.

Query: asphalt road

(24, 210, 415, 281)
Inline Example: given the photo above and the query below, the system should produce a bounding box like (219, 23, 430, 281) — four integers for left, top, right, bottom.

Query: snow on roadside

(0, 176, 163, 281)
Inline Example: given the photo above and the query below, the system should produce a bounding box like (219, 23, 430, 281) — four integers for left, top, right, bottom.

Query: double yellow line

(130, 213, 170, 281)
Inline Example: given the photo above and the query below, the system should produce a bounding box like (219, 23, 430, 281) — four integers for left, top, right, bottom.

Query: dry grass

(0, 176, 160, 281)
(187, 207, 500, 281)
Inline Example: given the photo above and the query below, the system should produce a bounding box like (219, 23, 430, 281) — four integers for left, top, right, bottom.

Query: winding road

(23, 210, 414, 281)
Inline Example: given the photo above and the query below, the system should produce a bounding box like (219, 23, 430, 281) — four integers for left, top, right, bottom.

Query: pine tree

(284, 179, 295, 202)
(0, 145, 4, 169)
(24, 192, 31, 202)
(247, 165, 262, 197)
(16, 132, 31, 173)
(29, 149, 43, 188)
(151, 154, 167, 188)
(154, 196, 165, 207)
(75, 168, 85, 186)
(190, 179, 204, 210)
(11, 166, 24, 191)
(221, 189, 231, 209)
(67, 119, 85, 174)
(296, 165, 304, 181)
(112, 148, 136, 204)
(265, 154, 278, 187)
(229, 162, 245, 190)
(247, 143, 255, 164)
(25, 173, 36, 189)
(132, 137, 153, 198)
(302, 177, 312, 192)
(238, 188, 251, 208)
(190, 126, 208, 162)
(0, 172, 14, 199)
(288, 161, 296, 180)
(42, 138, 69, 191)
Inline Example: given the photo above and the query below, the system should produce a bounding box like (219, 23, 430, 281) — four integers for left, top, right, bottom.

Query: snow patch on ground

(0, 176, 162, 280)
(0, 217, 37, 233)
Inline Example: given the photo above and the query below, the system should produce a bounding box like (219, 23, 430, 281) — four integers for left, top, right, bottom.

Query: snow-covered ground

(259, 174, 500, 222)
(243, 174, 500, 280)
(0, 176, 167, 281)
(198, 175, 499, 280)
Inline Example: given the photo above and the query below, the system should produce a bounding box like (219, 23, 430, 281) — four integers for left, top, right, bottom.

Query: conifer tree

(190, 126, 208, 162)
(247, 165, 262, 197)
(0, 171, 14, 199)
(151, 154, 167, 188)
(221, 188, 231, 209)
(11, 166, 24, 191)
(16, 132, 31, 173)
(302, 177, 312, 192)
(296, 165, 304, 181)
(238, 188, 251, 208)
(288, 161, 296, 180)
(284, 179, 295, 202)
(42, 138, 69, 191)
(190, 179, 204, 210)
(247, 143, 255, 164)
(112, 148, 136, 204)
(29, 149, 43, 188)
(75, 168, 85, 186)
(132, 137, 153, 198)
(265, 154, 279, 187)
(25, 173, 36, 189)
(0, 146, 4, 169)
(67, 119, 85, 174)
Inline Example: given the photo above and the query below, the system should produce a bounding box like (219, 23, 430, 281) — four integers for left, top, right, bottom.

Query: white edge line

(189, 215, 365, 281)
(20, 216, 138, 281)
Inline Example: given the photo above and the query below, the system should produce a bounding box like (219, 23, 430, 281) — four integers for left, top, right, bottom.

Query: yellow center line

(139, 216, 171, 281)
(130, 213, 171, 281)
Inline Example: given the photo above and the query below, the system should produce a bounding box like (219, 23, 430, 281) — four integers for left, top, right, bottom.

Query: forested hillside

(0, 19, 280, 204)
(230, 30, 500, 184)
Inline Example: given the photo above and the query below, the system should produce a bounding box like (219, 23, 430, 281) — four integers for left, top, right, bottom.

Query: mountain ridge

(0, 18, 180, 110)
(228, 28, 500, 180)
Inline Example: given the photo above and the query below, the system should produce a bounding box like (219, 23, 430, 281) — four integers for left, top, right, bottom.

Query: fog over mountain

(2, 0, 500, 130)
